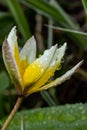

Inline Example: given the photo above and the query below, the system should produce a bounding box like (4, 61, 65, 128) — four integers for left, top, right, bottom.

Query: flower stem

(1, 97, 23, 130)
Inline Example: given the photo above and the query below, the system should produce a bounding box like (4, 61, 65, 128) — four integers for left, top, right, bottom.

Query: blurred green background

(0, 0, 87, 129)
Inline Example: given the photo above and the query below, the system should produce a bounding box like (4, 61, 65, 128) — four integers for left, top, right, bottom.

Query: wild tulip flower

(2, 26, 83, 96)
(1, 26, 83, 130)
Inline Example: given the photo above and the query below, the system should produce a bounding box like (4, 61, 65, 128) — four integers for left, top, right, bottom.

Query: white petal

(37, 60, 83, 91)
(36, 44, 57, 70)
(56, 43, 67, 63)
(7, 26, 17, 54)
(57, 60, 83, 84)
(25, 44, 66, 94)
(20, 36, 36, 64)
(2, 27, 23, 94)
(49, 43, 67, 68)
(2, 39, 23, 95)
(23, 45, 57, 87)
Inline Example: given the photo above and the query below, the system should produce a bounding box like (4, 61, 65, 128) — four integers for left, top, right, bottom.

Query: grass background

(0, 0, 87, 129)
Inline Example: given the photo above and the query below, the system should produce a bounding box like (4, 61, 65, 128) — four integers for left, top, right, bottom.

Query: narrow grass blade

(82, 0, 87, 15)
(6, 0, 31, 41)
(0, 12, 14, 44)
(21, 0, 87, 49)
(0, 12, 11, 19)
(22, 0, 78, 29)
(40, 91, 57, 106)
(45, 25, 87, 36)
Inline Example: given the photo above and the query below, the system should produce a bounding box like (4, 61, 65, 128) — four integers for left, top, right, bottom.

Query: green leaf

(0, 71, 9, 92)
(22, 0, 78, 28)
(40, 91, 57, 106)
(0, 12, 11, 19)
(46, 25, 87, 36)
(6, 0, 31, 41)
(45, 25, 87, 48)
(0, 12, 14, 44)
(22, 0, 87, 49)
(82, 0, 87, 16)
(1, 103, 87, 129)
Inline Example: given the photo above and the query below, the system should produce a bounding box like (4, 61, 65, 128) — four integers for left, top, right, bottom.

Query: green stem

(40, 91, 56, 106)
(1, 97, 23, 130)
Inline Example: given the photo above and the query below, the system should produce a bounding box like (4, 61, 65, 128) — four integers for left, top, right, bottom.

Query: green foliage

(6, 0, 31, 41)
(82, 0, 87, 16)
(0, 0, 87, 48)
(0, 1, 87, 129)
(1, 103, 87, 130)
(0, 71, 9, 92)
(0, 71, 9, 118)
(22, 0, 87, 49)
(40, 91, 57, 106)
(0, 12, 13, 43)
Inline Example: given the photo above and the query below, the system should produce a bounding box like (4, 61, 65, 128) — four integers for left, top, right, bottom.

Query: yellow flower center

(14, 43, 61, 94)
(26, 63, 61, 94)
(23, 62, 43, 88)
(14, 44, 28, 80)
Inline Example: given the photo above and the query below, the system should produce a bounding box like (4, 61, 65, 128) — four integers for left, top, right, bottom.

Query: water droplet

(41, 68, 44, 72)
(38, 64, 41, 67)
(79, 106, 83, 110)
(81, 110, 85, 114)
(75, 123, 79, 126)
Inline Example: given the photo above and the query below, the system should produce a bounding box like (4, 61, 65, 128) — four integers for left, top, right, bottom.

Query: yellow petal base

(23, 62, 43, 88)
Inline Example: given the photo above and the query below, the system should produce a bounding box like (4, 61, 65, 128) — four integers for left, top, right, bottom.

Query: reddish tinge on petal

(2, 28, 23, 95)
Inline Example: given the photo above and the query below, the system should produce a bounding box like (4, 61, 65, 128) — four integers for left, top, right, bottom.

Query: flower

(2, 26, 83, 96)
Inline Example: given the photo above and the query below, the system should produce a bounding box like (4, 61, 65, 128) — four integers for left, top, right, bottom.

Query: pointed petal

(56, 43, 67, 63)
(20, 36, 36, 64)
(7, 26, 26, 83)
(37, 44, 57, 69)
(26, 43, 67, 94)
(36, 60, 83, 92)
(49, 43, 67, 69)
(23, 45, 57, 88)
(7, 26, 17, 55)
(2, 39, 23, 94)
(2, 27, 23, 94)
